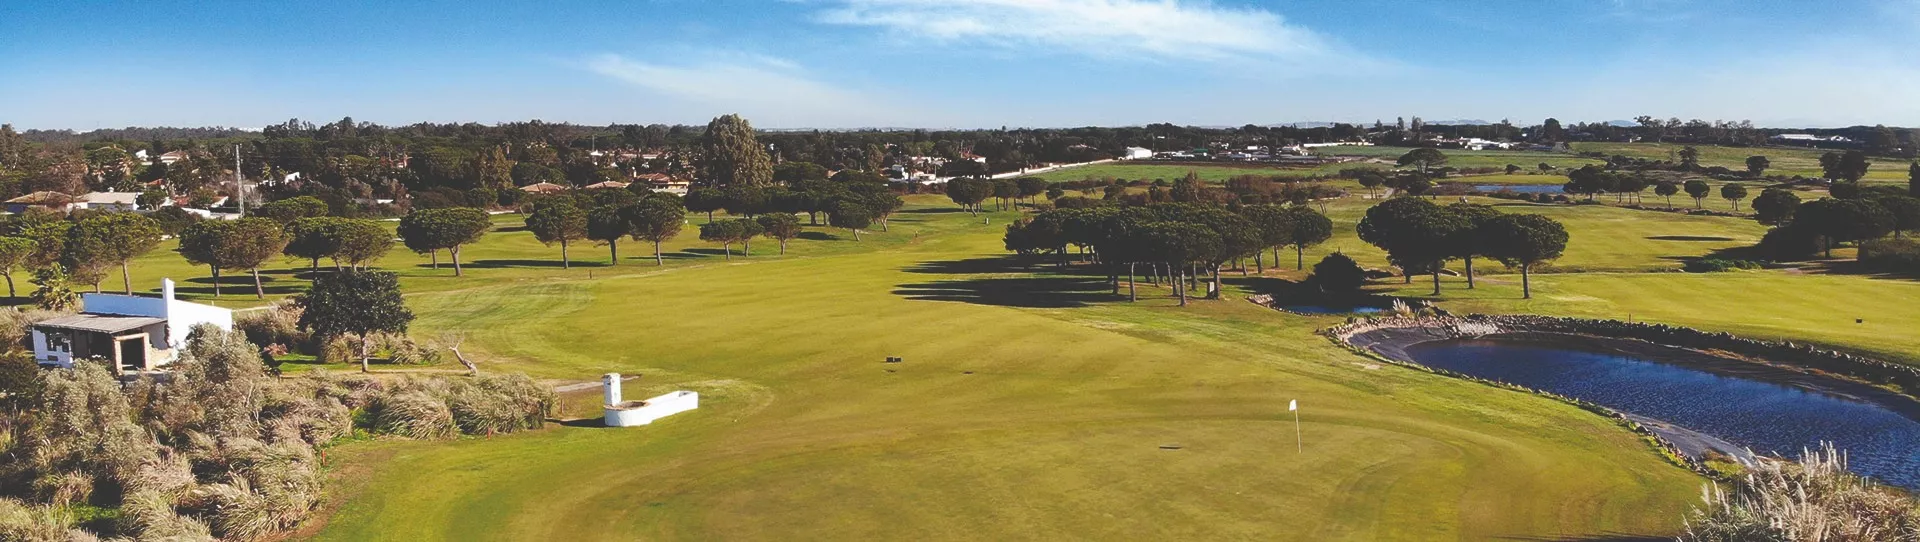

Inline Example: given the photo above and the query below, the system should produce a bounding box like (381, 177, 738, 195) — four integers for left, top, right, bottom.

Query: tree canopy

(625, 196, 686, 265)
(698, 114, 773, 187)
(398, 207, 491, 276)
(1480, 213, 1568, 299)
(525, 199, 589, 268)
(295, 270, 414, 372)
(65, 213, 162, 294)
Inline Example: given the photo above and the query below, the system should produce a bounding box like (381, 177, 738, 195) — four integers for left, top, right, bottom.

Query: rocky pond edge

(1311, 313, 1920, 477)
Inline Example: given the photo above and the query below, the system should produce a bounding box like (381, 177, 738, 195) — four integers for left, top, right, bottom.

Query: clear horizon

(5, 0, 1920, 130)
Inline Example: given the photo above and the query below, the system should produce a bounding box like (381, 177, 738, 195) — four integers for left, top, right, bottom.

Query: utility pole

(234, 144, 246, 216)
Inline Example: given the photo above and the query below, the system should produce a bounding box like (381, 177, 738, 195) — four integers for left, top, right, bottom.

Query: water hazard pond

(1400, 333, 1920, 489)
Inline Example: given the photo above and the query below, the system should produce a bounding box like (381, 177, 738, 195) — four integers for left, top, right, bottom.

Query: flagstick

(1293, 407, 1302, 454)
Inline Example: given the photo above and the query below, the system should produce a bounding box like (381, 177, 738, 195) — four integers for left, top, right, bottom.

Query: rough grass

(1377, 269, 1920, 367)
(1304, 196, 1767, 274)
(1571, 142, 1917, 183)
(1029, 162, 1367, 183)
(89, 194, 1920, 540)
(303, 196, 1703, 541)
(1309, 145, 1604, 171)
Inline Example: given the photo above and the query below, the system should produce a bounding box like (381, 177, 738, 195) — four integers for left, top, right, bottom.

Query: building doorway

(118, 337, 147, 372)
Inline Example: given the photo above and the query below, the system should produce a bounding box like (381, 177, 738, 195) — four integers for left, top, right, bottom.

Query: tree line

(1002, 202, 1334, 306)
(1001, 193, 1570, 304)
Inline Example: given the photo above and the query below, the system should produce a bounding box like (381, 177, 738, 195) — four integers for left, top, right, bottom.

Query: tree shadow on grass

(798, 231, 839, 241)
(895, 255, 1118, 308)
(894, 276, 1114, 308)
(899, 208, 967, 214)
(1647, 235, 1737, 242)
(465, 259, 611, 269)
(171, 275, 304, 297)
(1798, 258, 1920, 281)
(903, 257, 1116, 277)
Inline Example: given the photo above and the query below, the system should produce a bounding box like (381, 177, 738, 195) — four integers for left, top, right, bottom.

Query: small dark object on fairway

(1857, 318, 1865, 324)
(1159, 444, 1183, 450)
(884, 356, 902, 363)
(962, 371, 973, 375)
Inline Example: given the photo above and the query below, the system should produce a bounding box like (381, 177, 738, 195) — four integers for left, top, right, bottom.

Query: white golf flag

(1288, 399, 1297, 412)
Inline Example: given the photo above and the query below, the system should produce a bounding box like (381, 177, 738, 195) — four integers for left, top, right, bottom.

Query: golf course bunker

(1337, 318, 1920, 489)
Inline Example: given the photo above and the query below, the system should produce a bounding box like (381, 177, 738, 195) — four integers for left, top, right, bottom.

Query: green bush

(1755, 225, 1822, 261)
(1859, 237, 1920, 273)
(1309, 252, 1368, 292)
(1682, 258, 1762, 273)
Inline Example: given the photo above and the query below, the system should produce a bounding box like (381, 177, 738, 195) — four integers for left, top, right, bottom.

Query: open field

(187, 196, 1712, 541)
(1030, 162, 1373, 183)
(1300, 196, 1766, 274)
(88, 194, 1914, 540)
(1442, 173, 1572, 186)
(1377, 270, 1920, 367)
(70, 210, 948, 308)
(1311, 145, 1603, 171)
(1571, 142, 1916, 183)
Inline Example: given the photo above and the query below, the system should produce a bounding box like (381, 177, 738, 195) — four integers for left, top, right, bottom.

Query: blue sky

(4, 0, 1920, 130)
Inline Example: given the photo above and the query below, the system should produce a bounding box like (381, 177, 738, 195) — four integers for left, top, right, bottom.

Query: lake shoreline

(1326, 315, 1920, 478)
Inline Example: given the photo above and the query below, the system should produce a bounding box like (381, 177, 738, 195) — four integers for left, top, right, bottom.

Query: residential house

(5, 191, 77, 213)
(30, 279, 233, 375)
(1122, 147, 1153, 160)
(519, 182, 569, 195)
(583, 180, 630, 190)
(634, 173, 690, 195)
(76, 191, 139, 211)
(158, 151, 189, 165)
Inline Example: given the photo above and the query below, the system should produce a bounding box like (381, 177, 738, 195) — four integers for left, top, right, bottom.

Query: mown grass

(77, 207, 963, 308)
(1571, 142, 1917, 183)
(1377, 269, 1920, 367)
(1293, 196, 1766, 274)
(90, 192, 1920, 540)
(1310, 145, 1603, 171)
(1030, 162, 1369, 183)
(290, 196, 1708, 541)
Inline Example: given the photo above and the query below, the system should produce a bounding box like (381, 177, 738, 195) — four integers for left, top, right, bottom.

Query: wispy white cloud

(583, 53, 938, 127)
(810, 0, 1374, 69)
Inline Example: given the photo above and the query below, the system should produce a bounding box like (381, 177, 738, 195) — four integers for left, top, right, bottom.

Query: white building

(30, 279, 234, 374)
(1771, 134, 1852, 144)
(1122, 147, 1154, 160)
(602, 373, 698, 427)
(76, 191, 139, 211)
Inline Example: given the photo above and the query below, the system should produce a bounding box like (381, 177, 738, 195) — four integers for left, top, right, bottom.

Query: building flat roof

(35, 314, 166, 334)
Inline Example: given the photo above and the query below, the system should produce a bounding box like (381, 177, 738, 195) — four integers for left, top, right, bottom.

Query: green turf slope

(305, 201, 1699, 541)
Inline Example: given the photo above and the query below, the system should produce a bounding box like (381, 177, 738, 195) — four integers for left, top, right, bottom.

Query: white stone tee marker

(602, 372, 699, 427)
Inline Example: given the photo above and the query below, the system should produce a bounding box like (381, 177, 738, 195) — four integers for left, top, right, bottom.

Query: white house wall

(81, 293, 167, 318)
(165, 299, 233, 351)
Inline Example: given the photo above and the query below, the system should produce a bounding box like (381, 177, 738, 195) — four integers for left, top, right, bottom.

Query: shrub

(1859, 237, 1920, 273)
(1680, 444, 1920, 541)
(318, 334, 358, 364)
(446, 374, 553, 435)
(1755, 225, 1822, 261)
(372, 390, 457, 439)
(0, 497, 79, 542)
(234, 301, 309, 352)
(0, 307, 62, 349)
(0, 326, 554, 541)
(1683, 259, 1762, 273)
(376, 333, 442, 365)
(1308, 252, 1368, 293)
